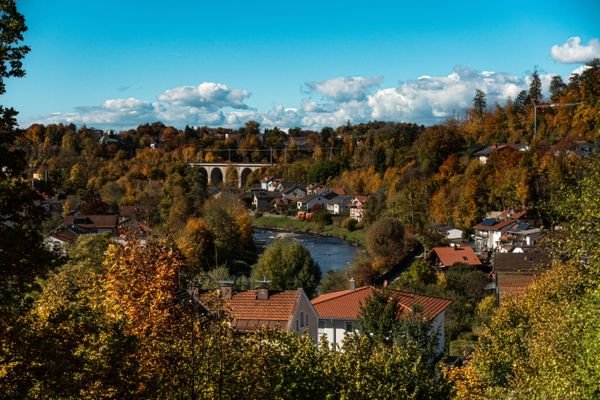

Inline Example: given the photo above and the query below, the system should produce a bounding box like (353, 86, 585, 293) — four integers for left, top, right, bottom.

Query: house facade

(297, 194, 331, 211)
(326, 195, 352, 215)
(349, 196, 369, 222)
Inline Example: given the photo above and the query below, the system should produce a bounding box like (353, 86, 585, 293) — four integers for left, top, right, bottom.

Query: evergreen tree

(549, 75, 567, 102)
(528, 70, 543, 103)
(473, 89, 487, 118)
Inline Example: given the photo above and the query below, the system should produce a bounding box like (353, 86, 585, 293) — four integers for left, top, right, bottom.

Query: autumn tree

(448, 158, 600, 399)
(366, 217, 406, 268)
(202, 192, 256, 272)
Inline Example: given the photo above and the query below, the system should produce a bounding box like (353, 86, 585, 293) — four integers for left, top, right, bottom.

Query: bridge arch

(210, 168, 223, 185)
(189, 162, 274, 188)
(240, 167, 253, 188)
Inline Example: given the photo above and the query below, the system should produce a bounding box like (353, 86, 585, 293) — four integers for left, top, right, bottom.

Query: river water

(253, 229, 360, 273)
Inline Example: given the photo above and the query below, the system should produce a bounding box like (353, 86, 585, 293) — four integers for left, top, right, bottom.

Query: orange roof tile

(312, 287, 452, 321)
(431, 246, 481, 267)
(228, 289, 300, 327)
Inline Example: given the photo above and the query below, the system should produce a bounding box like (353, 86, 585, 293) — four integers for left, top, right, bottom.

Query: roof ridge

(390, 289, 453, 303)
(312, 286, 372, 304)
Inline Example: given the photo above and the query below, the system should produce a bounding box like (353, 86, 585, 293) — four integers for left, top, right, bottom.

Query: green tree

(358, 288, 399, 343)
(252, 240, 321, 297)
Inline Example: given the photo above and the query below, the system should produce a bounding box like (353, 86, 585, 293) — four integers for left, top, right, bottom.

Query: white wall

(317, 319, 357, 349)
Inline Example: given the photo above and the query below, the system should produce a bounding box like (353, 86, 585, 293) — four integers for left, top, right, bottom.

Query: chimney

(218, 280, 234, 300)
(349, 278, 355, 291)
(256, 280, 271, 300)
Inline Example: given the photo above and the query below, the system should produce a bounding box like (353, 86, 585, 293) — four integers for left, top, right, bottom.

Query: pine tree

(473, 89, 487, 118)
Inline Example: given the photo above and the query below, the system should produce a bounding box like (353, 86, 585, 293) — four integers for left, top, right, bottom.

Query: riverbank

(253, 215, 366, 246)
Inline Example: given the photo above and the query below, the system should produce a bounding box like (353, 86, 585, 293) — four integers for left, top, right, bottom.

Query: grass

(253, 215, 366, 246)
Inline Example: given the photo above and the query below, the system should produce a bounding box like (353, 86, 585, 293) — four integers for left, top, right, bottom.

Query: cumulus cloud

(551, 36, 600, 64)
(158, 82, 250, 110)
(34, 82, 252, 128)
(42, 97, 156, 126)
(368, 67, 527, 124)
(30, 67, 562, 130)
(306, 76, 383, 102)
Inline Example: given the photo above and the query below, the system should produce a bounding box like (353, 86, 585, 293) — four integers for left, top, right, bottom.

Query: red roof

(430, 246, 481, 267)
(311, 287, 452, 321)
(227, 289, 301, 330)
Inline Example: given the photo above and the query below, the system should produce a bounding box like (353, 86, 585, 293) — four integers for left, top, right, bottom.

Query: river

(253, 228, 360, 273)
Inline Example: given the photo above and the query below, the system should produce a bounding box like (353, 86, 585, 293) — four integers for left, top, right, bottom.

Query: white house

(349, 196, 369, 222)
(297, 192, 338, 212)
(326, 195, 352, 215)
(311, 285, 452, 355)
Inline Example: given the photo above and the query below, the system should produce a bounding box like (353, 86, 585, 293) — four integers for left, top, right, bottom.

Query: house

(297, 192, 337, 212)
(44, 228, 81, 254)
(251, 189, 282, 211)
(498, 223, 545, 250)
(63, 214, 119, 234)
(549, 139, 597, 159)
(349, 196, 369, 222)
(428, 245, 481, 269)
(473, 208, 541, 253)
(202, 281, 318, 342)
(280, 183, 307, 200)
(261, 176, 275, 190)
(473, 143, 529, 165)
(326, 195, 352, 215)
(306, 183, 329, 196)
(493, 247, 551, 304)
(433, 225, 464, 244)
(312, 284, 452, 355)
(267, 178, 283, 192)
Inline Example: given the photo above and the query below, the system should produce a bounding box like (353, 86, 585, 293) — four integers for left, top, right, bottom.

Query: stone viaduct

(189, 162, 274, 188)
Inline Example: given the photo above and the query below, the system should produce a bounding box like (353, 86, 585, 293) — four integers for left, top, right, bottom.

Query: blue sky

(4, 0, 600, 130)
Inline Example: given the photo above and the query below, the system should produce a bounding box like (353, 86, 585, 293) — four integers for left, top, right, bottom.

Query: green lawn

(253, 215, 365, 246)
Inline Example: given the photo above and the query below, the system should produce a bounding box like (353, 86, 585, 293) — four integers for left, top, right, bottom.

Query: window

(305, 313, 309, 326)
(300, 312, 304, 327)
(345, 321, 353, 333)
(296, 319, 299, 331)
(318, 320, 325, 329)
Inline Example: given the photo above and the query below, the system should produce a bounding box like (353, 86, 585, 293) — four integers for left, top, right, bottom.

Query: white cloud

(306, 76, 383, 102)
(571, 64, 592, 76)
(158, 82, 250, 110)
(42, 97, 157, 127)
(551, 36, 600, 64)
(30, 67, 564, 130)
(368, 67, 528, 123)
